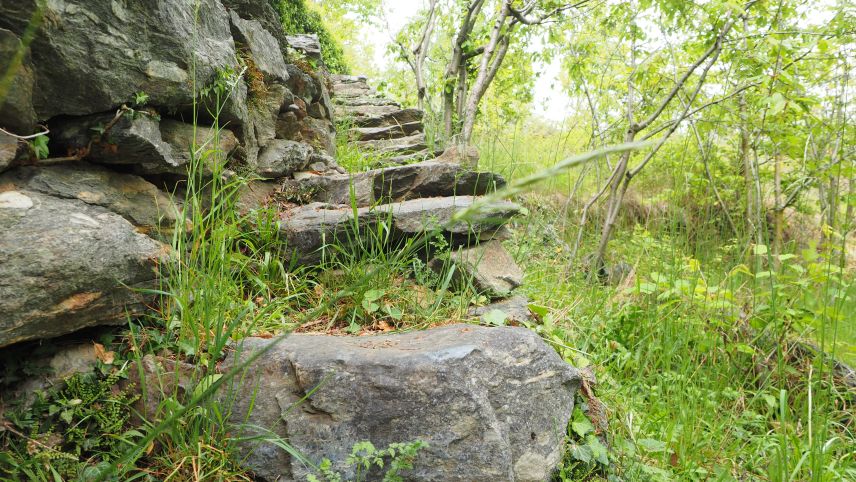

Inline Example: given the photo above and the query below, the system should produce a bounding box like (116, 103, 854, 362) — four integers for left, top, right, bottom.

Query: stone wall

(0, 0, 339, 347)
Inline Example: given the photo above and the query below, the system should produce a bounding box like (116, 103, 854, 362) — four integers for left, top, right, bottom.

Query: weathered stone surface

(286, 34, 322, 63)
(51, 115, 238, 175)
(385, 148, 445, 166)
(256, 139, 313, 178)
(334, 95, 400, 108)
(0, 28, 37, 134)
(349, 107, 423, 128)
(280, 196, 522, 264)
(225, 324, 580, 482)
(229, 11, 290, 83)
(221, 0, 290, 57)
(357, 131, 428, 156)
(0, 0, 237, 120)
(1, 342, 101, 406)
(436, 145, 481, 168)
(432, 240, 524, 299)
(285, 64, 321, 104)
(0, 190, 168, 347)
(0, 164, 183, 234)
(350, 121, 424, 141)
(0, 132, 17, 172)
(469, 295, 535, 324)
(281, 161, 505, 207)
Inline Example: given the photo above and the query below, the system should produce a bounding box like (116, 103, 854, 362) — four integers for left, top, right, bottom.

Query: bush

(271, 0, 350, 74)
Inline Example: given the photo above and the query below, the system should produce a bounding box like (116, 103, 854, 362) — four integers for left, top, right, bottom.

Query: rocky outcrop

(225, 324, 581, 482)
(0, 189, 168, 347)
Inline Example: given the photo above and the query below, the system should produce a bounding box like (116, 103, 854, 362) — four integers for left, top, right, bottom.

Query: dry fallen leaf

(93, 342, 115, 364)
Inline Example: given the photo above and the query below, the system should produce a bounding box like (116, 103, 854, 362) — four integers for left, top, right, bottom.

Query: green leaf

(193, 374, 223, 399)
(571, 409, 594, 437)
(481, 309, 507, 326)
(637, 438, 667, 453)
(753, 244, 768, 255)
(364, 289, 385, 302)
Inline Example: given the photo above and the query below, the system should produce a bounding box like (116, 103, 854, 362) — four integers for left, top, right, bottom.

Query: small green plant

(0, 358, 140, 481)
(307, 440, 428, 482)
(28, 134, 48, 160)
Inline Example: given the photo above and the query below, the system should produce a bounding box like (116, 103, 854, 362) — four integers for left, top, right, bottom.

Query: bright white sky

(371, 1, 572, 122)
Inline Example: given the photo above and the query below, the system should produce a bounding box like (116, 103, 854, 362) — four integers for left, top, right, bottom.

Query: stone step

(281, 160, 505, 207)
(349, 121, 424, 142)
(332, 83, 375, 98)
(384, 148, 444, 165)
(333, 96, 400, 108)
(356, 131, 427, 156)
(337, 106, 424, 129)
(330, 74, 368, 84)
(279, 196, 522, 264)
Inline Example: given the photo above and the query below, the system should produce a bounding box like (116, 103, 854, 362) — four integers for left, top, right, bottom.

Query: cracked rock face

(0, 189, 168, 347)
(223, 324, 581, 481)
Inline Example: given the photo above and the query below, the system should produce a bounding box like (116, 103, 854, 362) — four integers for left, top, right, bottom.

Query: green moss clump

(270, 0, 350, 74)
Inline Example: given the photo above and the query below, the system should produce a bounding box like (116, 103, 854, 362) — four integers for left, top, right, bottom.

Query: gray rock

(0, 0, 237, 120)
(0, 132, 17, 172)
(432, 240, 524, 299)
(0, 190, 168, 347)
(229, 11, 290, 83)
(469, 295, 535, 324)
(350, 121, 424, 142)
(256, 139, 313, 178)
(280, 196, 522, 264)
(224, 324, 580, 482)
(281, 160, 505, 207)
(221, 0, 290, 57)
(0, 28, 37, 134)
(436, 145, 481, 169)
(51, 115, 238, 175)
(357, 131, 428, 156)
(285, 34, 322, 64)
(385, 148, 446, 165)
(0, 164, 183, 234)
(333, 95, 399, 108)
(285, 64, 321, 104)
(348, 107, 424, 128)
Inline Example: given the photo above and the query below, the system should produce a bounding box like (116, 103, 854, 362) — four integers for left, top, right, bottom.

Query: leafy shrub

(270, 0, 350, 74)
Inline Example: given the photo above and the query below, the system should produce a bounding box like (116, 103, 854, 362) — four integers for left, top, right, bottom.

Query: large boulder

(0, 0, 237, 120)
(225, 324, 580, 481)
(0, 190, 168, 347)
(0, 164, 183, 235)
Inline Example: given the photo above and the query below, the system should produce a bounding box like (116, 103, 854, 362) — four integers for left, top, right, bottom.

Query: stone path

(330, 74, 443, 164)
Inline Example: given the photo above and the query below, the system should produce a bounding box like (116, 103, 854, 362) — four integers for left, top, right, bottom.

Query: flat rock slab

(432, 240, 524, 299)
(356, 131, 428, 156)
(0, 190, 168, 347)
(280, 196, 522, 264)
(0, 164, 182, 234)
(350, 121, 424, 142)
(339, 106, 424, 128)
(224, 324, 580, 482)
(281, 160, 505, 207)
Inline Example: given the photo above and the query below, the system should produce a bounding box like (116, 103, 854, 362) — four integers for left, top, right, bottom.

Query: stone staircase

(261, 72, 530, 318)
(330, 74, 443, 164)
